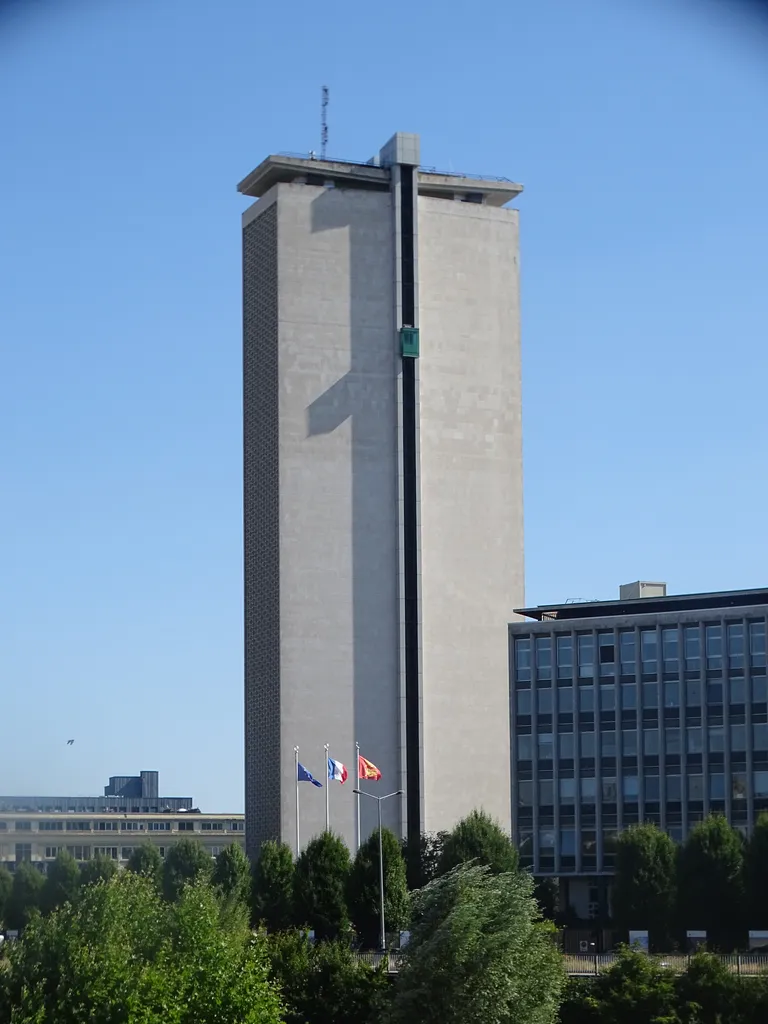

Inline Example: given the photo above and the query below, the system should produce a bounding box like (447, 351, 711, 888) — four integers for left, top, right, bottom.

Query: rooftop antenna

(321, 85, 329, 160)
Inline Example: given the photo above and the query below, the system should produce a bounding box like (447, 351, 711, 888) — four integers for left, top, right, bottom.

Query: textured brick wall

(243, 204, 280, 859)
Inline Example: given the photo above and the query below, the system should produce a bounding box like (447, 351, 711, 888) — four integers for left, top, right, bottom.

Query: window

(621, 683, 637, 710)
(732, 774, 748, 801)
(662, 628, 679, 673)
(517, 782, 534, 807)
(619, 631, 636, 672)
(623, 776, 639, 800)
(686, 679, 703, 706)
(622, 730, 638, 756)
(537, 688, 553, 715)
(66, 845, 91, 860)
(209, 846, 221, 857)
(539, 830, 556, 850)
(707, 681, 723, 705)
(730, 678, 746, 704)
(709, 774, 725, 800)
(39, 821, 64, 831)
(578, 634, 595, 678)
(602, 778, 618, 802)
(580, 732, 595, 758)
(558, 733, 575, 759)
(684, 626, 701, 671)
(148, 822, 171, 832)
(96, 822, 118, 832)
(750, 622, 766, 668)
(688, 775, 704, 800)
(731, 724, 747, 751)
(66, 821, 91, 832)
(0, 822, 6, 831)
(665, 728, 681, 755)
(755, 771, 768, 798)
(538, 733, 554, 760)
(664, 681, 680, 708)
(14, 821, 32, 831)
(558, 687, 574, 714)
(643, 729, 659, 756)
(601, 730, 617, 757)
(643, 683, 659, 709)
(728, 624, 745, 671)
(516, 734, 533, 760)
(177, 821, 195, 832)
(121, 821, 144, 831)
(598, 632, 616, 676)
(539, 780, 554, 805)
(600, 685, 616, 711)
(201, 822, 225, 832)
(559, 778, 576, 803)
(535, 637, 552, 680)
(231, 821, 244, 832)
(560, 828, 576, 856)
(687, 727, 703, 753)
(121, 848, 135, 860)
(708, 726, 725, 753)
(580, 778, 597, 802)
(44, 847, 60, 858)
(15, 844, 32, 862)
(640, 630, 658, 672)
(579, 687, 595, 712)
(94, 847, 118, 859)
(514, 638, 531, 681)
(516, 690, 532, 716)
(754, 677, 768, 703)
(754, 724, 768, 751)
(706, 625, 723, 671)
(519, 831, 533, 863)
(581, 830, 597, 859)
(667, 775, 682, 800)
(644, 776, 661, 801)
(557, 635, 573, 678)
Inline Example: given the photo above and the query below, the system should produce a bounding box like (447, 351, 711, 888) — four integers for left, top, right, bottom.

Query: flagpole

(324, 743, 330, 833)
(294, 745, 300, 857)
(355, 741, 361, 851)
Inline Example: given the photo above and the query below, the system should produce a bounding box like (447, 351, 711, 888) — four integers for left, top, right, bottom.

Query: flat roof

(237, 154, 523, 208)
(515, 586, 768, 622)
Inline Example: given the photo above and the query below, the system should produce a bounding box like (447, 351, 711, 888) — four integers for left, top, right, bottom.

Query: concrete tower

(240, 133, 524, 858)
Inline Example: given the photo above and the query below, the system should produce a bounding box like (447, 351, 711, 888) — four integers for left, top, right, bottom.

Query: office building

(240, 133, 524, 855)
(0, 770, 193, 814)
(509, 583, 768, 918)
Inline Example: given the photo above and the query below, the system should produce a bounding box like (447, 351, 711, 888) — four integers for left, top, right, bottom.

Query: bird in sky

(67, 739, 74, 745)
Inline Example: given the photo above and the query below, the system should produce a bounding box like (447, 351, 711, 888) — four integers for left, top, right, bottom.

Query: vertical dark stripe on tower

(399, 168, 421, 848)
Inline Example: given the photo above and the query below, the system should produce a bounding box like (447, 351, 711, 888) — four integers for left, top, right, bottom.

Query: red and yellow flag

(357, 754, 381, 781)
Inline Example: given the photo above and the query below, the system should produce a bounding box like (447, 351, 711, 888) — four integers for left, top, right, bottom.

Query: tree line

(611, 812, 768, 951)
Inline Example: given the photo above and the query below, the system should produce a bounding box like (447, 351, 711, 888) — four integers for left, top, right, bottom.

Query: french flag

(327, 757, 348, 784)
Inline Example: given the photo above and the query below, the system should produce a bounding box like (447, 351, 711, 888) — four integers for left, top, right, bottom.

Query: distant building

(0, 770, 193, 814)
(0, 771, 242, 873)
(509, 583, 768, 919)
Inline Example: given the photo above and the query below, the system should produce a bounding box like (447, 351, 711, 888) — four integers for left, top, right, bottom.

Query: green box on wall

(400, 327, 420, 358)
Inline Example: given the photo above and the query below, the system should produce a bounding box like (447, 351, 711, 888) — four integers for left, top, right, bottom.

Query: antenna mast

(321, 86, 329, 160)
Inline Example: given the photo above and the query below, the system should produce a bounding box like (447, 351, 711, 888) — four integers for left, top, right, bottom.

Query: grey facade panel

(243, 203, 281, 858)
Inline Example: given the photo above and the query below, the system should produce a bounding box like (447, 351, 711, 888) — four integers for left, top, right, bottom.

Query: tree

(744, 812, 768, 929)
(435, 809, 518, 877)
(252, 840, 295, 932)
(79, 852, 118, 887)
(4, 862, 45, 931)
(560, 946, 680, 1024)
(268, 931, 390, 1024)
(613, 824, 677, 950)
(0, 872, 283, 1024)
(347, 827, 409, 947)
(41, 850, 81, 916)
(212, 843, 251, 907)
(401, 832, 446, 891)
(162, 837, 213, 902)
(534, 876, 560, 920)
(126, 842, 163, 885)
(678, 815, 744, 949)
(293, 832, 351, 941)
(0, 865, 12, 926)
(390, 863, 563, 1024)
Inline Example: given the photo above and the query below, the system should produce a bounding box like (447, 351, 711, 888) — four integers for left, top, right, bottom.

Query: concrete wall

(275, 183, 402, 850)
(417, 199, 524, 834)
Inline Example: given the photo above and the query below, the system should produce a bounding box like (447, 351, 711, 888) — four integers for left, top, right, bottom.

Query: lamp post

(353, 788, 403, 951)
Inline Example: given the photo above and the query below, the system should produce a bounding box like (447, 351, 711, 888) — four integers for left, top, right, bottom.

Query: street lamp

(353, 788, 403, 951)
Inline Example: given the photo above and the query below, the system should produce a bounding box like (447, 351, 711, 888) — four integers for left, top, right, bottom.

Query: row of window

(518, 770, 768, 806)
(515, 622, 767, 681)
(516, 677, 768, 714)
(0, 820, 242, 833)
(11, 842, 235, 863)
(517, 723, 768, 760)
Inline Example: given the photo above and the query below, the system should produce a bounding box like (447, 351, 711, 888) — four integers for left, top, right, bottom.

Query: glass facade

(511, 610, 768, 874)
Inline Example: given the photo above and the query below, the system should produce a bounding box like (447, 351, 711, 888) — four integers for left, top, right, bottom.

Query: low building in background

(509, 583, 768, 919)
(0, 771, 243, 871)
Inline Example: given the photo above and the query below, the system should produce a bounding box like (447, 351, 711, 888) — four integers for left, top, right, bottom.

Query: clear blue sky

(1, 0, 767, 810)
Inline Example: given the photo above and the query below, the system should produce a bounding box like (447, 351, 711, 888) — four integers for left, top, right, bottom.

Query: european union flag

(298, 762, 323, 788)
